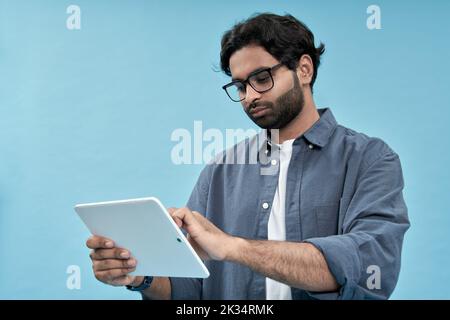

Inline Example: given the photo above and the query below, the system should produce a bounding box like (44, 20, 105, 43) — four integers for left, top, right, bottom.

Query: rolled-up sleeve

(304, 150, 410, 299)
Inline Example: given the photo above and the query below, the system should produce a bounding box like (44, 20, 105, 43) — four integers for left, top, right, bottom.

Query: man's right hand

(86, 236, 143, 287)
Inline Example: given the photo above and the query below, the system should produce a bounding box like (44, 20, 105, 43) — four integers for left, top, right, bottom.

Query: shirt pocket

(314, 203, 340, 238)
(300, 202, 339, 240)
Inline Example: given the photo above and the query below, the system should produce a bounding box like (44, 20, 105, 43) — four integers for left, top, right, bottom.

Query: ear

(296, 54, 314, 87)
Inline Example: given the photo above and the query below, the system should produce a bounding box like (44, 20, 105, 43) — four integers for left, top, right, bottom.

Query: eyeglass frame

(222, 63, 284, 102)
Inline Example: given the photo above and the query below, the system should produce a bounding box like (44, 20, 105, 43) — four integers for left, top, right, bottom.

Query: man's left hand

(167, 207, 236, 261)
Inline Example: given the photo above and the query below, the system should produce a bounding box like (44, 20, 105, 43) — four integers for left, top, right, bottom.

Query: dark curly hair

(220, 13, 325, 90)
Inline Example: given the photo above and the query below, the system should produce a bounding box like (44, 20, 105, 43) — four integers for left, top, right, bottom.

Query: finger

(188, 238, 209, 260)
(96, 267, 136, 282)
(173, 216, 183, 228)
(90, 248, 131, 260)
(86, 236, 114, 249)
(167, 207, 178, 215)
(93, 258, 137, 271)
(172, 207, 197, 228)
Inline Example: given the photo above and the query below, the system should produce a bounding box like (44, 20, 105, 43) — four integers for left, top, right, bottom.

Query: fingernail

(120, 251, 129, 258)
(127, 259, 136, 267)
(105, 241, 113, 248)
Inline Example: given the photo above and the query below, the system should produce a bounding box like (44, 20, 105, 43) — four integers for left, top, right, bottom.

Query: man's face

(229, 45, 304, 129)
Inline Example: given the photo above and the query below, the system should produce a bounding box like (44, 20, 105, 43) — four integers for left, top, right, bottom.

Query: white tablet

(74, 197, 210, 278)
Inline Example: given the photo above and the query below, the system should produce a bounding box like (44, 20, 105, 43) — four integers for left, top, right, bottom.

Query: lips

(249, 106, 270, 117)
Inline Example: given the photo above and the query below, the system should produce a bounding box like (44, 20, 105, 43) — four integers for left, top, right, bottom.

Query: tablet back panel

(75, 197, 209, 278)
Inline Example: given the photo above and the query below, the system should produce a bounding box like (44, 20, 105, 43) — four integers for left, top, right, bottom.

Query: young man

(86, 13, 410, 300)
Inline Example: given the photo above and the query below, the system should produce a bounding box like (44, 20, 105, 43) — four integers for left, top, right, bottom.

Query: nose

(244, 83, 262, 106)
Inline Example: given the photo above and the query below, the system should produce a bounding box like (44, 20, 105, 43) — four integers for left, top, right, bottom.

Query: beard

(245, 72, 304, 129)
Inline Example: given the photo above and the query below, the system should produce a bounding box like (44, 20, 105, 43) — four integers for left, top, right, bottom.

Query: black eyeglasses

(222, 63, 283, 102)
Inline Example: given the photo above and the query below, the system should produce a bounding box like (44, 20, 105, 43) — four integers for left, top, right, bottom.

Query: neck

(277, 90, 320, 144)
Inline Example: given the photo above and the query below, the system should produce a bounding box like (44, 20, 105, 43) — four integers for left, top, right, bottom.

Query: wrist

(226, 236, 247, 262)
(130, 276, 144, 287)
(126, 275, 154, 292)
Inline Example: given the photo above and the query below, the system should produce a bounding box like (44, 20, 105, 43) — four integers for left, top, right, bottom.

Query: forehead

(229, 45, 279, 80)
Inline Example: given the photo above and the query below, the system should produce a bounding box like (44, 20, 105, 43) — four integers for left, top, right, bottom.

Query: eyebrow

(231, 66, 270, 81)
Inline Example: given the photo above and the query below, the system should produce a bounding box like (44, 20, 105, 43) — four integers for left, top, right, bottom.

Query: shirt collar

(301, 108, 338, 148)
(259, 108, 338, 152)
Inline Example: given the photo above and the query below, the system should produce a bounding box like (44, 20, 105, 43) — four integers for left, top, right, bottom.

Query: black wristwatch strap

(126, 276, 154, 292)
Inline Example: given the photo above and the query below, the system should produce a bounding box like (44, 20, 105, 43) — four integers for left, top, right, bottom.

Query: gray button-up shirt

(168, 108, 410, 300)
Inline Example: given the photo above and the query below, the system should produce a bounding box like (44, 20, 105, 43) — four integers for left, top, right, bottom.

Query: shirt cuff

(303, 235, 362, 300)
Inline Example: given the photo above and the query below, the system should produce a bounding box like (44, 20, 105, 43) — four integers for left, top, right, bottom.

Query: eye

(255, 76, 270, 84)
(253, 72, 271, 84)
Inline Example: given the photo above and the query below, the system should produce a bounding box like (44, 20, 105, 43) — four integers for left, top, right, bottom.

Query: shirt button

(262, 202, 269, 209)
(271, 159, 277, 166)
(308, 144, 314, 150)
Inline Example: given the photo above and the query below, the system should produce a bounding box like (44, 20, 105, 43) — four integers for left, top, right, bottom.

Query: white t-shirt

(266, 138, 295, 300)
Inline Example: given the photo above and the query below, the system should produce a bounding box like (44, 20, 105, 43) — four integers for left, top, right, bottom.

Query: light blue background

(1, 0, 449, 299)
